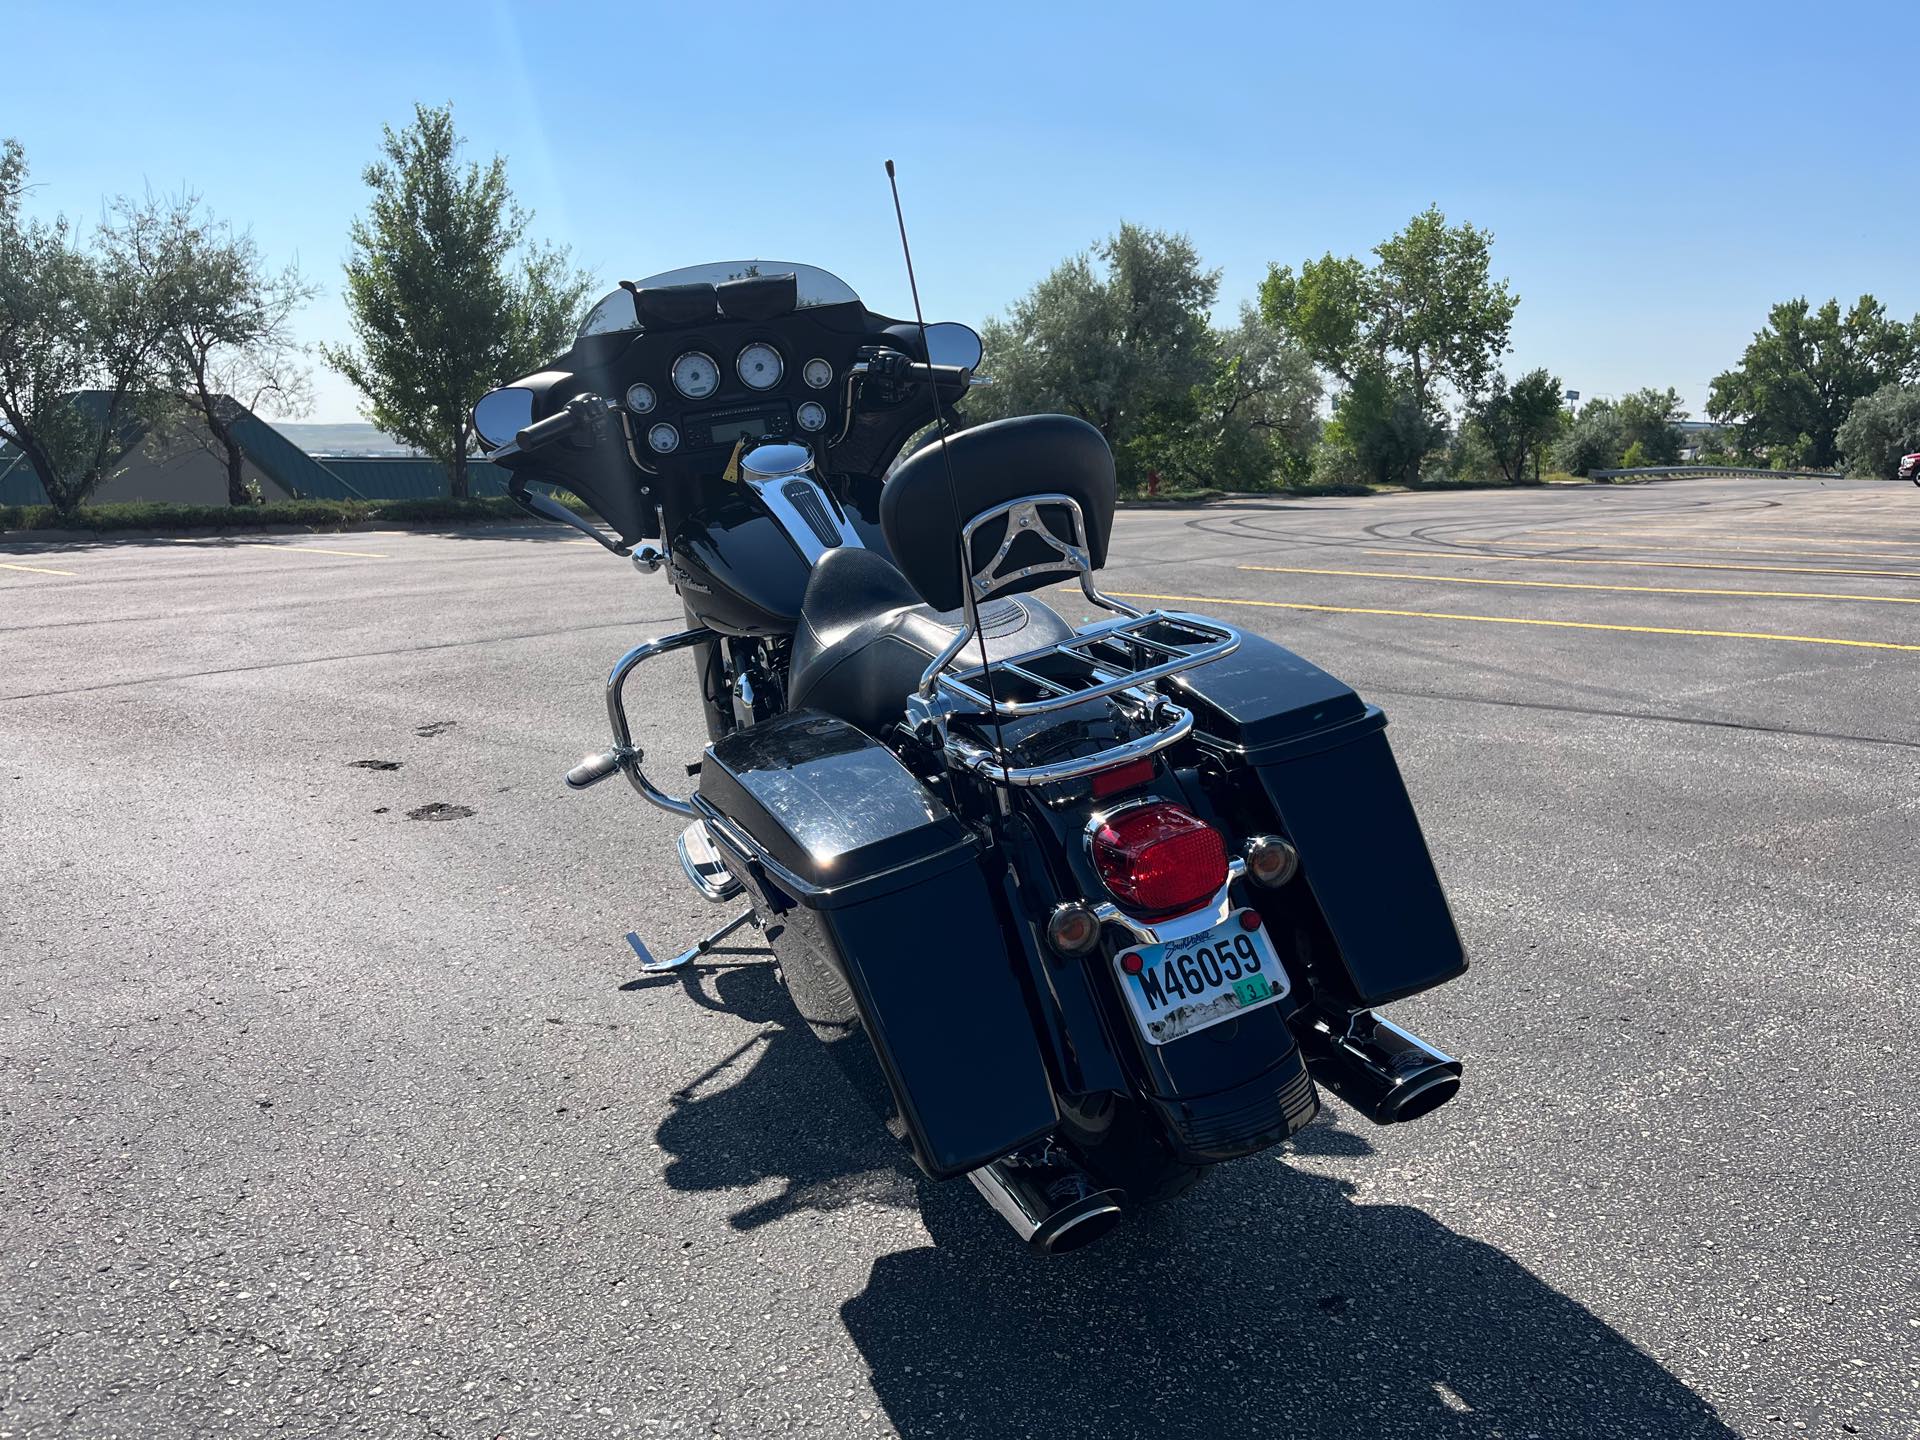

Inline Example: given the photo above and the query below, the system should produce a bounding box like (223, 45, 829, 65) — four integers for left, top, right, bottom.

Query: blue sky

(9, 0, 1917, 423)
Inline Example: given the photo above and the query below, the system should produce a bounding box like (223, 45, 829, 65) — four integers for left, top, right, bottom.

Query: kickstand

(627, 909, 761, 974)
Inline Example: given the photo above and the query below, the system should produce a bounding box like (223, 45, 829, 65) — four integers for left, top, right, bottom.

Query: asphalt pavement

(2, 473, 1916, 1439)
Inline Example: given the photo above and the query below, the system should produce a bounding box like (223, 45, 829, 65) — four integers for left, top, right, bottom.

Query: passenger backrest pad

(879, 414, 1117, 613)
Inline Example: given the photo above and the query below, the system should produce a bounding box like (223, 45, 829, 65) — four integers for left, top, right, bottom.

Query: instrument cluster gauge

(796, 400, 828, 433)
(647, 422, 680, 454)
(802, 357, 834, 390)
(737, 342, 783, 391)
(671, 351, 720, 399)
(625, 382, 657, 414)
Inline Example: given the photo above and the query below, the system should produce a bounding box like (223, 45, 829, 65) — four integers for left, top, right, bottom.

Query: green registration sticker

(1232, 974, 1272, 1008)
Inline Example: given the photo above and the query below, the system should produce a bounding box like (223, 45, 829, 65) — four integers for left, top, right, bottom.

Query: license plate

(1113, 915, 1289, 1045)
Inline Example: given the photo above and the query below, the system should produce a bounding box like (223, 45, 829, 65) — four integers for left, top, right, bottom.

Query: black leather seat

(788, 546, 1074, 737)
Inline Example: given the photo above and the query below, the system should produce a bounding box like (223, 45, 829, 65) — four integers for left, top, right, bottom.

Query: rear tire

(1063, 1098, 1207, 1207)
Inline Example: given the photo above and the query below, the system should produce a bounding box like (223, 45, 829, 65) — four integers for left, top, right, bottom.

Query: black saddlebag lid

(698, 710, 974, 908)
(1167, 631, 1373, 759)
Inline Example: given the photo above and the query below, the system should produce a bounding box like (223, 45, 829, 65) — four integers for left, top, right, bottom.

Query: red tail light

(1090, 803, 1228, 918)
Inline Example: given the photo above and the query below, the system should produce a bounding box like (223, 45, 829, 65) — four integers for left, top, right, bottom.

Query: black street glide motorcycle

(476, 259, 1469, 1253)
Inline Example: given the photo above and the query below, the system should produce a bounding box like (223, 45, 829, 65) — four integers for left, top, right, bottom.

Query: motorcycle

(475, 259, 1469, 1253)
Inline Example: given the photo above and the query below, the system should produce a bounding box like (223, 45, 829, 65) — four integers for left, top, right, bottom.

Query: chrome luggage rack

(907, 493, 1239, 787)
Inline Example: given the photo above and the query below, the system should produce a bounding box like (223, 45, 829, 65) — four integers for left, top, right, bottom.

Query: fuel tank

(670, 486, 888, 637)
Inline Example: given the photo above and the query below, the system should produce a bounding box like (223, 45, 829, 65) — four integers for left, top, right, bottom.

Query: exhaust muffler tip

(967, 1142, 1125, 1255)
(1299, 1010, 1463, 1127)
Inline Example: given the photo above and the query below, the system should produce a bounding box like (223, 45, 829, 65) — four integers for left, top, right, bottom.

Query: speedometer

(671, 352, 720, 399)
(736, 342, 783, 391)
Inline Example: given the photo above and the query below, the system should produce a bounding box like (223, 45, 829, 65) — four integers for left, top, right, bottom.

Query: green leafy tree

(1836, 383, 1920, 479)
(137, 197, 317, 505)
(1468, 368, 1565, 483)
(1261, 205, 1516, 482)
(1324, 365, 1450, 487)
(323, 103, 592, 498)
(971, 224, 1222, 488)
(1552, 401, 1625, 477)
(0, 139, 180, 518)
(1122, 307, 1321, 491)
(1707, 296, 1920, 468)
(1612, 386, 1687, 465)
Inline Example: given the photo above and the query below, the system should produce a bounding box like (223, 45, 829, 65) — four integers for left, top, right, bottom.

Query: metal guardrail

(1589, 465, 1846, 483)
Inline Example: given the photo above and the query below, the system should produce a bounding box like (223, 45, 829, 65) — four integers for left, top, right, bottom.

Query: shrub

(1837, 383, 1920, 479)
(1553, 407, 1625, 476)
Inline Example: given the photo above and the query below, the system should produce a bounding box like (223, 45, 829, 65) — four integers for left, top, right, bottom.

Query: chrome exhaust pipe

(1298, 1010, 1462, 1125)
(966, 1142, 1124, 1255)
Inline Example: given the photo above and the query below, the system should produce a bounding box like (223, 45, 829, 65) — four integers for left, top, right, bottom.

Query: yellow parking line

(1108, 591, 1920, 654)
(1521, 528, 1920, 549)
(0, 560, 75, 576)
(1363, 548, 1920, 582)
(270, 545, 389, 559)
(1499, 532, 1920, 562)
(1238, 564, 1920, 605)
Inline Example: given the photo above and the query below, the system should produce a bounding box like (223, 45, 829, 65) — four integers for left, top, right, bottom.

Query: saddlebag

(1168, 634, 1467, 1006)
(694, 710, 1057, 1178)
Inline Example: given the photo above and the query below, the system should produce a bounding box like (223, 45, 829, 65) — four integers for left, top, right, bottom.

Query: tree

(1469, 368, 1564, 484)
(971, 224, 1222, 488)
(323, 103, 592, 498)
(135, 196, 316, 505)
(1324, 365, 1450, 486)
(0, 139, 179, 518)
(1262, 206, 1515, 484)
(1122, 307, 1322, 491)
(1707, 296, 1920, 468)
(1837, 383, 1920, 479)
(1552, 401, 1625, 477)
(1612, 386, 1687, 465)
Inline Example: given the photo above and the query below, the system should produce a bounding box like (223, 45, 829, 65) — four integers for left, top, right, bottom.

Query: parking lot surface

(3, 473, 1916, 1438)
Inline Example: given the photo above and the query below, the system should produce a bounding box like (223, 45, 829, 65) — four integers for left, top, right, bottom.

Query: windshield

(577, 260, 863, 339)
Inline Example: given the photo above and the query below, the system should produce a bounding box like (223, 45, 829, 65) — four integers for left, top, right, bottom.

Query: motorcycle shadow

(639, 958, 921, 1232)
(640, 963, 1732, 1439)
(844, 1151, 1734, 1440)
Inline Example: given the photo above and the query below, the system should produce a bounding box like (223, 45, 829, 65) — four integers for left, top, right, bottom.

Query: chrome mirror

(924, 322, 983, 372)
(474, 388, 535, 449)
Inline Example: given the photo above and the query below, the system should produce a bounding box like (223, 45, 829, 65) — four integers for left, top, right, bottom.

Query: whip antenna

(884, 159, 1012, 789)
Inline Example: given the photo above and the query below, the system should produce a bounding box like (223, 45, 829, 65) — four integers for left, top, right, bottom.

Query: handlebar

(904, 361, 974, 385)
(516, 407, 581, 450)
(516, 393, 609, 451)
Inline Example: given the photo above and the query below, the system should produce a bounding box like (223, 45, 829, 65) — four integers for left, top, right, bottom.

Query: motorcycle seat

(787, 546, 1075, 737)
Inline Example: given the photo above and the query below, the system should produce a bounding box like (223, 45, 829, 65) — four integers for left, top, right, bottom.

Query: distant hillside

(277, 422, 415, 456)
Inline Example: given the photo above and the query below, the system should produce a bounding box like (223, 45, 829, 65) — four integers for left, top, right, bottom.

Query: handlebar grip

(517, 407, 583, 450)
(565, 749, 626, 790)
(904, 361, 973, 384)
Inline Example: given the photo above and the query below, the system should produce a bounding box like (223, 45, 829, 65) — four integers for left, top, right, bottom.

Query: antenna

(884, 160, 1012, 790)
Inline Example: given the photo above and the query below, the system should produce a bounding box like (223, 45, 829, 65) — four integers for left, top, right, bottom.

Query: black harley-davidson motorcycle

(476, 259, 1468, 1253)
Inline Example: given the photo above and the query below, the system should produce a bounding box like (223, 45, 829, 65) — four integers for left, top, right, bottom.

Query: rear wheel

(1062, 1096, 1207, 1207)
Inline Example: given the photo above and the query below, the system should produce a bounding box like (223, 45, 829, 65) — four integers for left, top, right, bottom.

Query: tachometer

(737, 342, 783, 391)
(671, 352, 720, 399)
(802, 357, 834, 390)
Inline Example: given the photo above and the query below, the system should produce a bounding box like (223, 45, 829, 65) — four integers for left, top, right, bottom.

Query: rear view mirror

(924, 322, 983, 372)
(474, 388, 535, 449)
